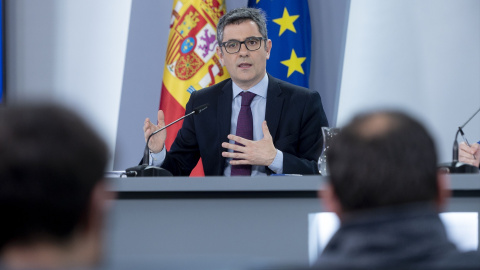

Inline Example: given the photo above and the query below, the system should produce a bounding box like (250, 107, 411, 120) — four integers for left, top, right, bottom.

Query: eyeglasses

(220, 37, 267, 54)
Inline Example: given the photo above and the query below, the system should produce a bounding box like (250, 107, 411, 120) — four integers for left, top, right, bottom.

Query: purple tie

(231, 91, 256, 176)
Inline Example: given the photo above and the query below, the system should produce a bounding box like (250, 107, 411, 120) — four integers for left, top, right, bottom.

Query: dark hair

(326, 111, 438, 212)
(0, 104, 109, 250)
(217, 7, 268, 44)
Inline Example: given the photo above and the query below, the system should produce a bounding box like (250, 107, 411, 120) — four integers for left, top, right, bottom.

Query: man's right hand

(459, 142, 480, 167)
(143, 110, 166, 154)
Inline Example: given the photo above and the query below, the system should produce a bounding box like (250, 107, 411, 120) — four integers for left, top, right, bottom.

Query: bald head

(326, 111, 439, 212)
(354, 113, 402, 139)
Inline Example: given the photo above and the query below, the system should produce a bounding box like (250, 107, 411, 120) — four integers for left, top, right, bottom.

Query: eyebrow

(223, 36, 260, 42)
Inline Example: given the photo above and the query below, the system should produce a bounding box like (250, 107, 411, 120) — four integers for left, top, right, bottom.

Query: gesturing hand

(459, 142, 480, 167)
(221, 121, 277, 166)
(143, 110, 166, 153)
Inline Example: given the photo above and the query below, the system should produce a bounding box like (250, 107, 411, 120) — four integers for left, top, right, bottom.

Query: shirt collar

(232, 73, 268, 99)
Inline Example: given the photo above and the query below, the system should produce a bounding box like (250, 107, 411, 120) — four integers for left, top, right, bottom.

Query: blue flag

(248, 0, 311, 87)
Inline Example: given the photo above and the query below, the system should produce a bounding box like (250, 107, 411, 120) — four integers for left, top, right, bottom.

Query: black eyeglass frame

(220, 37, 268, 54)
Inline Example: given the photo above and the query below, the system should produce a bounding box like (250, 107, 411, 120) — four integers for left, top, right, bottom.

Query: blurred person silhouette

(0, 104, 111, 269)
(316, 111, 480, 268)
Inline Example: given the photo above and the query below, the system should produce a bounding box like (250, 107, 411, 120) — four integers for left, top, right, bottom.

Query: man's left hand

(222, 121, 277, 166)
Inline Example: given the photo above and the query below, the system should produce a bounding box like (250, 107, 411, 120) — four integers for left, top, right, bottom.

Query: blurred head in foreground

(0, 103, 111, 269)
(314, 111, 480, 268)
(323, 111, 447, 216)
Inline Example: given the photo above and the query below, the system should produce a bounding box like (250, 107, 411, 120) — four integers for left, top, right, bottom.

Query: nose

(238, 42, 249, 56)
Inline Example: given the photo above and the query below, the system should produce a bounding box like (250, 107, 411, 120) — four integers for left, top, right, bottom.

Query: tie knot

(240, 91, 256, 106)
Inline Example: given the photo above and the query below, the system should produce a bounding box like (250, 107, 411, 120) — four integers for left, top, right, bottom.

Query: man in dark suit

(143, 7, 328, 176)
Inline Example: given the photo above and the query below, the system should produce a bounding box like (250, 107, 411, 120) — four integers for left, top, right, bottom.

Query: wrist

(149, 144, 165, 154)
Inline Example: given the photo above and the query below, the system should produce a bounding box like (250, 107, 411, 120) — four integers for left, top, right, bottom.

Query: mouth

(238, 62, 252, 69)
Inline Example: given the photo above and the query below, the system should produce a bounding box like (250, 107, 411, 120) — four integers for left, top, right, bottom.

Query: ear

(73, 180, 115, 265)
(216, 45, 224, 66)
(265, 39, 272, 60)
(436, 172, 450, 211)
(319, 183, 343, 217)
(84, 180, 115, 233)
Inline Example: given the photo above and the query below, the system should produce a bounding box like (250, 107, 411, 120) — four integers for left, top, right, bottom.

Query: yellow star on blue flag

(248, 0, 311, 87)
(281, 49, 306, 77)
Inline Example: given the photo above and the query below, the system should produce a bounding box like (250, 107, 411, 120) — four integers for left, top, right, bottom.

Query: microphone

(125, 103, 209, 177)
(142, 103, 208, 166)
(439, 106, 480, 174)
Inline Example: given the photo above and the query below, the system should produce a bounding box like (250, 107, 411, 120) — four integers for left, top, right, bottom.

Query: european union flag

(248, 0, 311, 87)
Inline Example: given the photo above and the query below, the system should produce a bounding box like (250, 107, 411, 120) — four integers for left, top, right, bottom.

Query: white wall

(6, 0, 132, 169)
(7, 0, 479, 168)
(338, 0, 480, 163)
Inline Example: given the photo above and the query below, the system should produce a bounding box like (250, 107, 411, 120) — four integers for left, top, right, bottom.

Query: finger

(144, 118, 150, 132)
(227, 134, 251, 145)
(460, 144, 476, 155)
(459, 152, 473, 160)
(145, 116, 158, 129)
(472, 143, 480, 151)
(229, 159, 251, 165)
(222, 151, 246, 159)
(222, 142, 245, 152)
(262, 121, 271, 140)
(465, 147, 476, 155)
(157, 110, 165, 127)
(459, 148, 472, 156)
(459, 142, 475, 154)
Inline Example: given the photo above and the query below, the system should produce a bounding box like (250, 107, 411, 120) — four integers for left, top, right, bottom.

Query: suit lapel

(265, 75, 284, 141)
(217, 80, 233, 172)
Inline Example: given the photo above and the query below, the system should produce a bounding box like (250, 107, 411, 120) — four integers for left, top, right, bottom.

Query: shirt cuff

(150, 147, 166, 167)
(268, 149, 283, 174)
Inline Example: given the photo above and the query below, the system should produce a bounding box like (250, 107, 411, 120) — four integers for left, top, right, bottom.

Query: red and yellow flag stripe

(160, 0, 229, 176)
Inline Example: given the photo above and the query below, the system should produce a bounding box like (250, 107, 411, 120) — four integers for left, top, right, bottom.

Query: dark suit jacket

(162, 74, 329, 176)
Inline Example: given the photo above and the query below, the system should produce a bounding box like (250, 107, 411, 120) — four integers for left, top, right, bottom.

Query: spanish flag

(159, 0, 229, 176)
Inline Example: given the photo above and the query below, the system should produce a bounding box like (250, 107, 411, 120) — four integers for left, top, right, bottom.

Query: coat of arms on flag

(160, 0, 229, 176)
